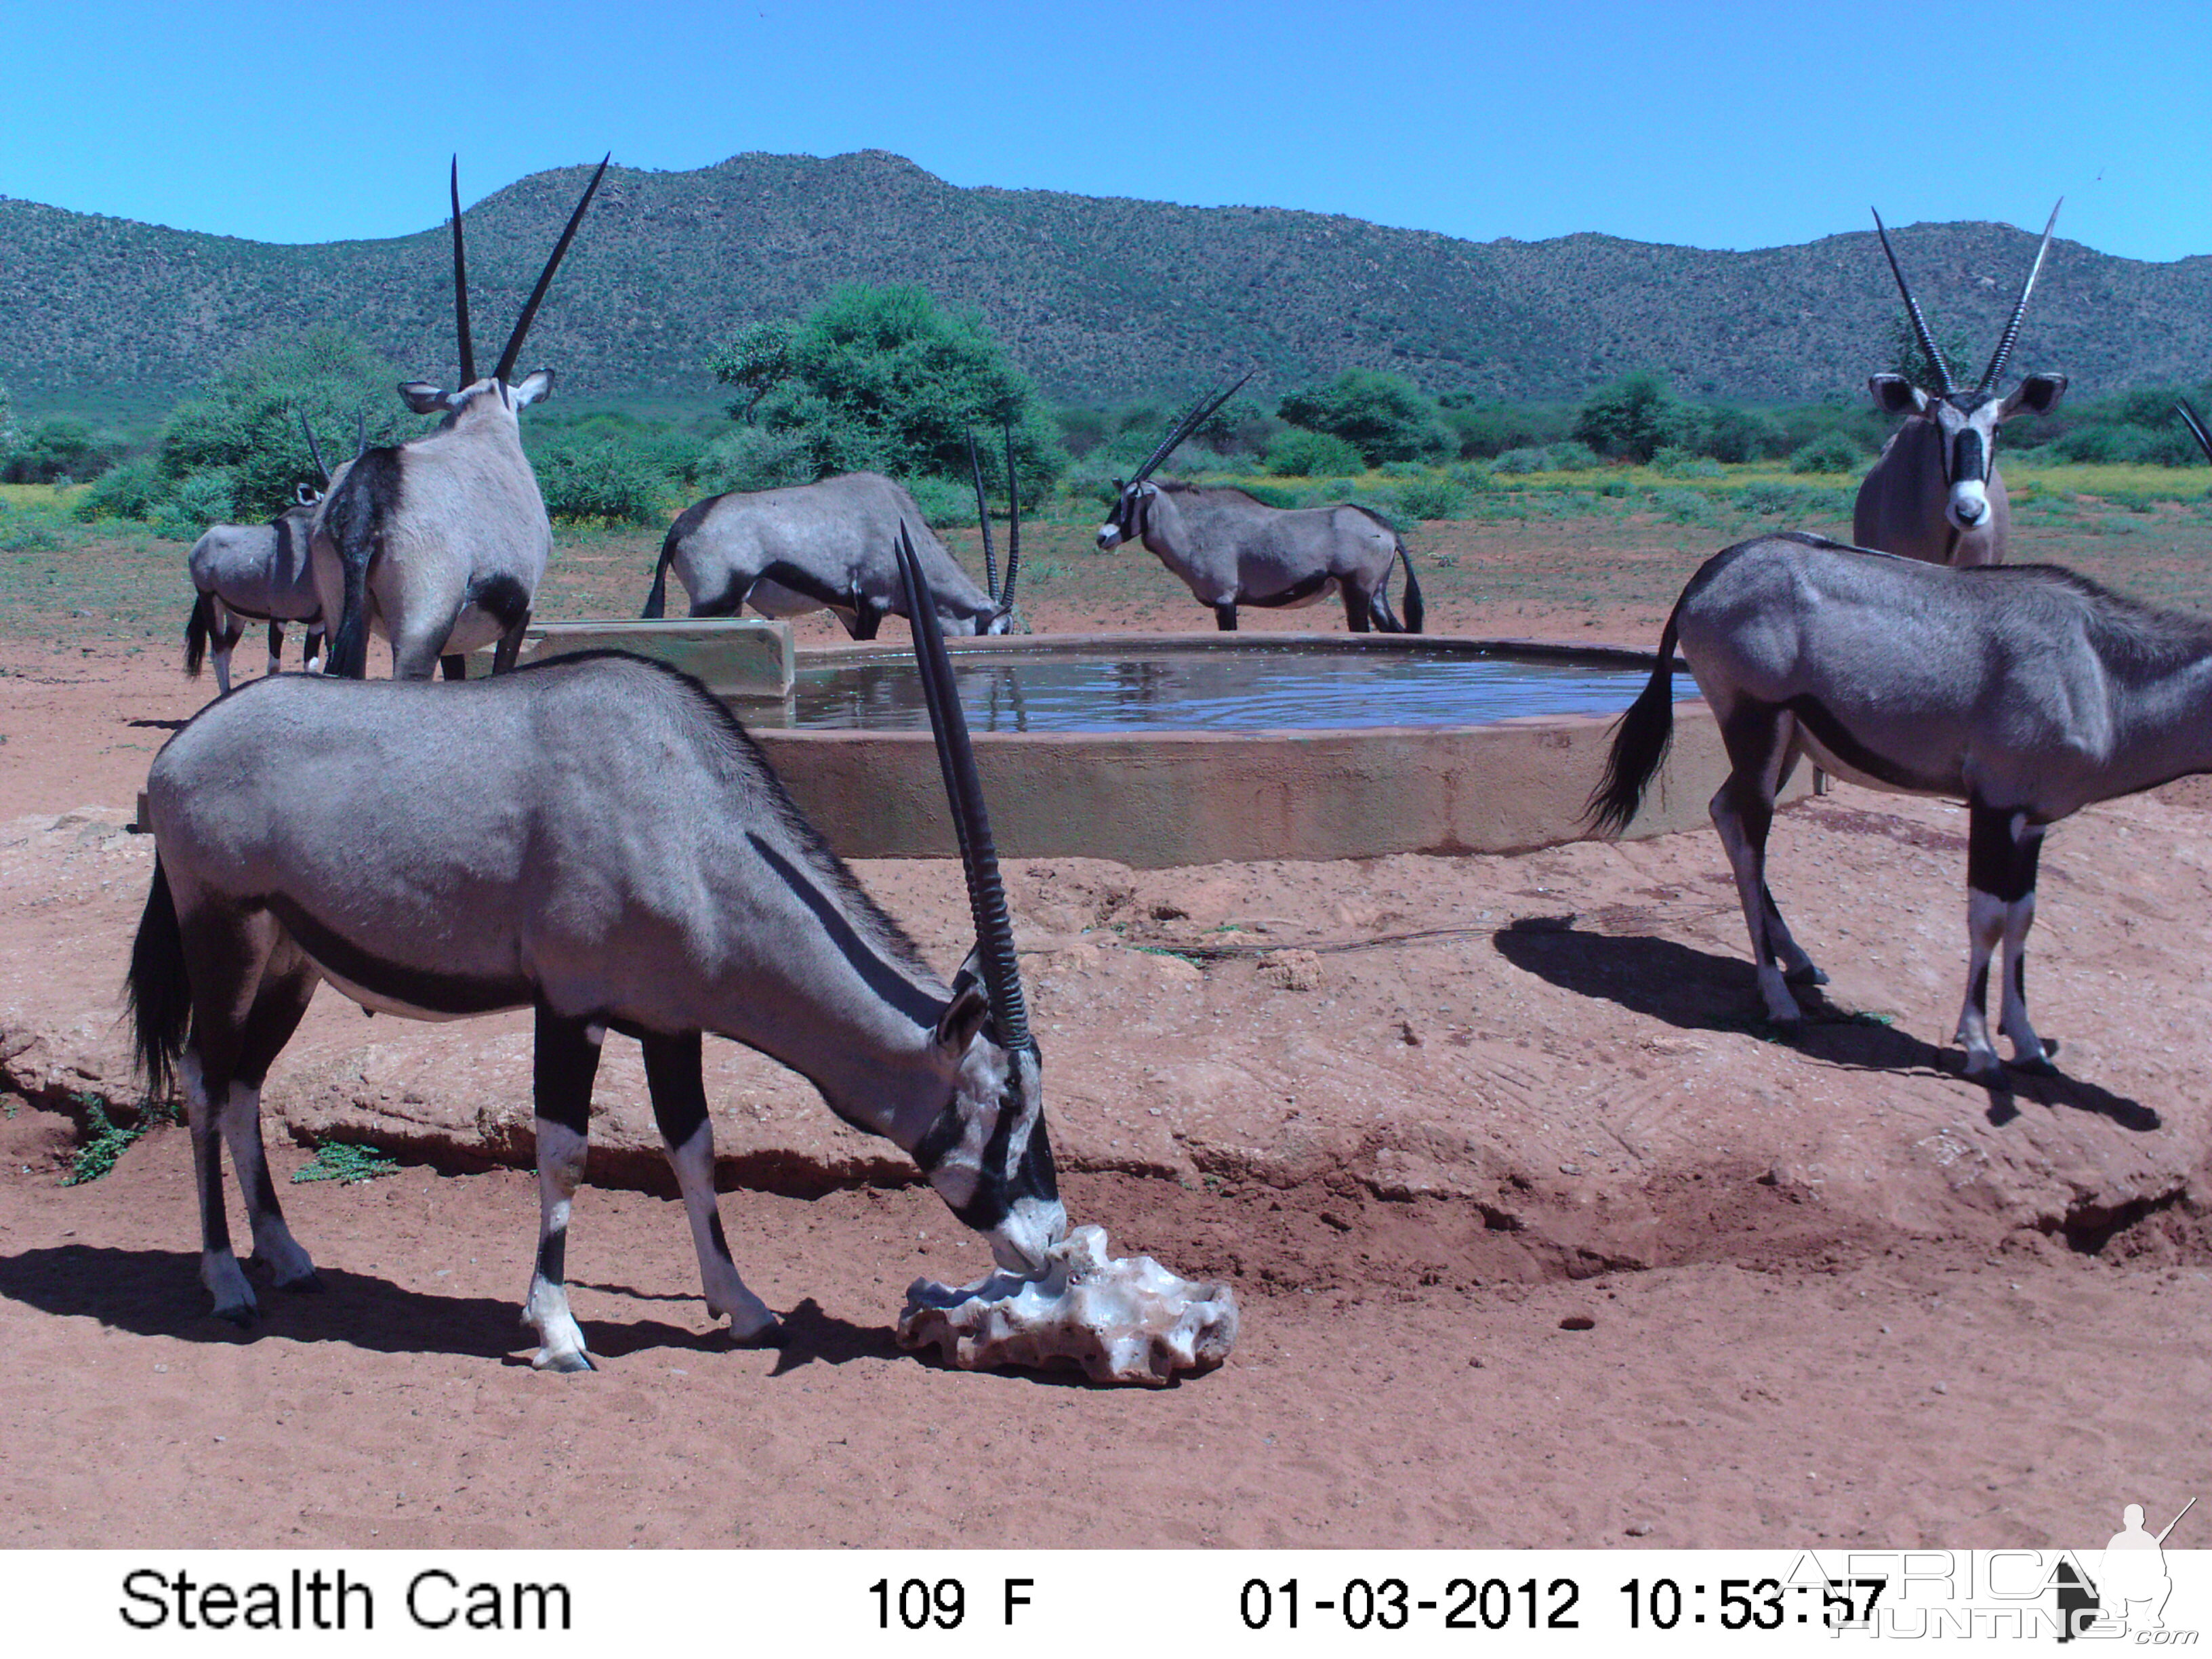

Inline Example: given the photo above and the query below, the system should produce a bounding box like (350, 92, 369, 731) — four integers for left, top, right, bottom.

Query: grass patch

(62, 1092, 173, 1186)
(291, 1140, 401, 1185)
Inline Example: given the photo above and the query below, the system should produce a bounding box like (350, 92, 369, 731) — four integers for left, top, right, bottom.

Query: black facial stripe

(1953, 427, 1986, 484)
(910, 1094, 966, 1172)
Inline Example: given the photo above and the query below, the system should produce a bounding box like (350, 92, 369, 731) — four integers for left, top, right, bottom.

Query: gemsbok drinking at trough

(313, 155, 607, 680)
(182, 412, 342, 693)
(1853, 203, 2068, 568)
(127, 533, 1065, 1370)
(640, 438, 1022, 638)
(1587, 530, 2212, 1086)
(1096, 376, 1425, 633)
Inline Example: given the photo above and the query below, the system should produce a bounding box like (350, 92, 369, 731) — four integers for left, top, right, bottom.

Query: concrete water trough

(483, 621, 1774, 867)
(149, 621, 1785, 864)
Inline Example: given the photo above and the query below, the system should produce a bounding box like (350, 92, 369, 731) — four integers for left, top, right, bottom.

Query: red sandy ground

(0, 520, 2205, 1550)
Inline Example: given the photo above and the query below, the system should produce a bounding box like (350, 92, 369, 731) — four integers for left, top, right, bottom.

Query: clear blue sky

(4, 0, 2206, 261)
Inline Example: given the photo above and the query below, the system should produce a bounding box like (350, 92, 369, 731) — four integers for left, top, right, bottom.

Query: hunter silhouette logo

(2058, 1496, 2195, 1641)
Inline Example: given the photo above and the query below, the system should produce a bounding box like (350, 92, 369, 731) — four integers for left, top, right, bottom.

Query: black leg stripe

(533, 1004, 602, 1138)
(642, 1031, 710, 1149)
(1968, 962, 1990, 1017)
(707, 1212, 733, 1263)
(537, 1225, 567, 1284)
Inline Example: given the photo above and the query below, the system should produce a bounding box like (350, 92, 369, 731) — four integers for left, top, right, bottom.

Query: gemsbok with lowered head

(1854, 203, 2068, 567)
(313, 155, 608, 680)
(127, 536, 1064, 1370)
(641, 426, 1025, 638)
(1097, 375, 1424, 633)
(1589, 530, 2212, 1085)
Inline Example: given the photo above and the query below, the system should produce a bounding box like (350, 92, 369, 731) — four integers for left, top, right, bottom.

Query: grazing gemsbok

(1588, 530, 2212, 1084)
(641, 457, 1020, 638)
(182, 413, 337, 693)
(313, 156, 607, 680)
(127, 539, 1065, 1370)
(1097, 377, 1424, 633)
(1853, 203, 2068, 568)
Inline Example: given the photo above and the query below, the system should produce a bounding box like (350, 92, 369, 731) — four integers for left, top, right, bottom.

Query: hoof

(211, 1303, 258, 1329)
(282, 1270, 325, 1294)
(1961, 1054, 2007, 1088)
(2010, 1054, 2060, 1078)
(1785, 965, 1830, 987)
(731, 1315, 786, 1349)
(533, 1348, 595, 1374)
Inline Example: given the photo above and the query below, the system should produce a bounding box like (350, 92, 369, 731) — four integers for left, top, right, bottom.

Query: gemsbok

(182, 413, 338, 693)
(641, 450, 1020, 638)
(1097, 377, 1424, 633)
(1588, 530, 2212, 1085)
(127, 537, 1065, 1370)
(313, 155, 607, 680)
(1853, 203, 2068, 567)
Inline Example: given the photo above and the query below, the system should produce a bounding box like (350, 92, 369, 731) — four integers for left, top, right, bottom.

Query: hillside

(4, 150, 2209, 412)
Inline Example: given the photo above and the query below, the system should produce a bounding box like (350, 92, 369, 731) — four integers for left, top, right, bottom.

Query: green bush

(1549, 440, 1601, 470)
(0, 500, 67, 552)
(155, 470, 237, 539)
(1389, 476, 1469, 520)
(1447, 460, 1498, 492)
(1789, 432, 1866, 474)
(1650, 447, 1723, 478)
(901, 473, 979, 528)
(529, 437, 665, 525)
(1235, 481, 1305, 509)
(75, 457, 165, 523)
(1277, 369, 1450, 464)
(1736, 480, 1853, 517)
(1650, 488, 1718, 525)
(707, 283, 1066, 501)
(696, 426, 815, 495)
(1263, 427, 1366, 478)
(1700, 405, 1792, 464)
(2, 417, 123, 485)
(1492, 446, 1551, 474)
(1574, 371, 1693, 463)
(158, 327, 422, 522)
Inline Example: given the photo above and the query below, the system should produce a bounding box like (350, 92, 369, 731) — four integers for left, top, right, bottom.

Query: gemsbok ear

(1868, 374, 1926, 415)
(399, 382, 450, 415)
(935, 983, 989, 1057)
(512, 369, 555, 407)
(2003, 373, 2067, 419)
(949, 943, 984, 1000)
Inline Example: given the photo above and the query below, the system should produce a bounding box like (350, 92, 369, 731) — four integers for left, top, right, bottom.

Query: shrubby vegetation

(1277, 369, 1451, 466)
(704, 283, 1066, 502)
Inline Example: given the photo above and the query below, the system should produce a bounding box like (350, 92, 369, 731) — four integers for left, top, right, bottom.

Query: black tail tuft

(1397, 541, 1425, 635)
(1584, 605, 1686, 837)
(184, 592, 212, 677)
(126, 858, 192, 1103)
(642, 521, 682, 619)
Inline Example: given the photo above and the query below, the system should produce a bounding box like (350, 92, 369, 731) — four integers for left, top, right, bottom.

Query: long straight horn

(451, 156, 476, 386)
(966, 429, 998, 600)
(493, 153, 610, 385)
(1130, 368, 1255, 487)
(297, 408, 329, 487)
(895, 524, 1029, 1048)
(1872, 209, 1954, 394)
(998, 419, 1021, 611)
(2177, 398, 2212, 465)
(1978, 198, 2062, 392)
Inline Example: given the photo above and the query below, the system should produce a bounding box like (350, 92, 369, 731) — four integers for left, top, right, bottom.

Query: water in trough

(747, 640, 1680, 733)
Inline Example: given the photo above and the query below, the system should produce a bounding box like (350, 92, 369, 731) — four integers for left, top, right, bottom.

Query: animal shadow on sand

(0, 1246, 914, 1370)
(1492, 916, 2158, 1132)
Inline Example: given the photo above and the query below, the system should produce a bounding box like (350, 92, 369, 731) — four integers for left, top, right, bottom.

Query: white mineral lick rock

(896, 1223, 1239, 1386)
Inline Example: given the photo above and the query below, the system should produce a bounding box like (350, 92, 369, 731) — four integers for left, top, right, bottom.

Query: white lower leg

(1954, 890, 2006, 1077)
(211, 644, 234, 697)
(665, 1122, 776, 1339)
(1997, 894, 2049, 1063)
(524, 1119, 592, 1372)
(217, 1082, 317, 1287)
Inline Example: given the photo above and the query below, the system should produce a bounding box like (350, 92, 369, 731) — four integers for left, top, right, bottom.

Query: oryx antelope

(1853, 203, 2068, 567)
(127, 539, 1063, 1370)
(313, 156, 607, 680)
(1097, 378, 1424, 633)
(1589, 531, 2212, 1084)
(182, 414, 339, 693)
(641, 457, 1020, 638)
